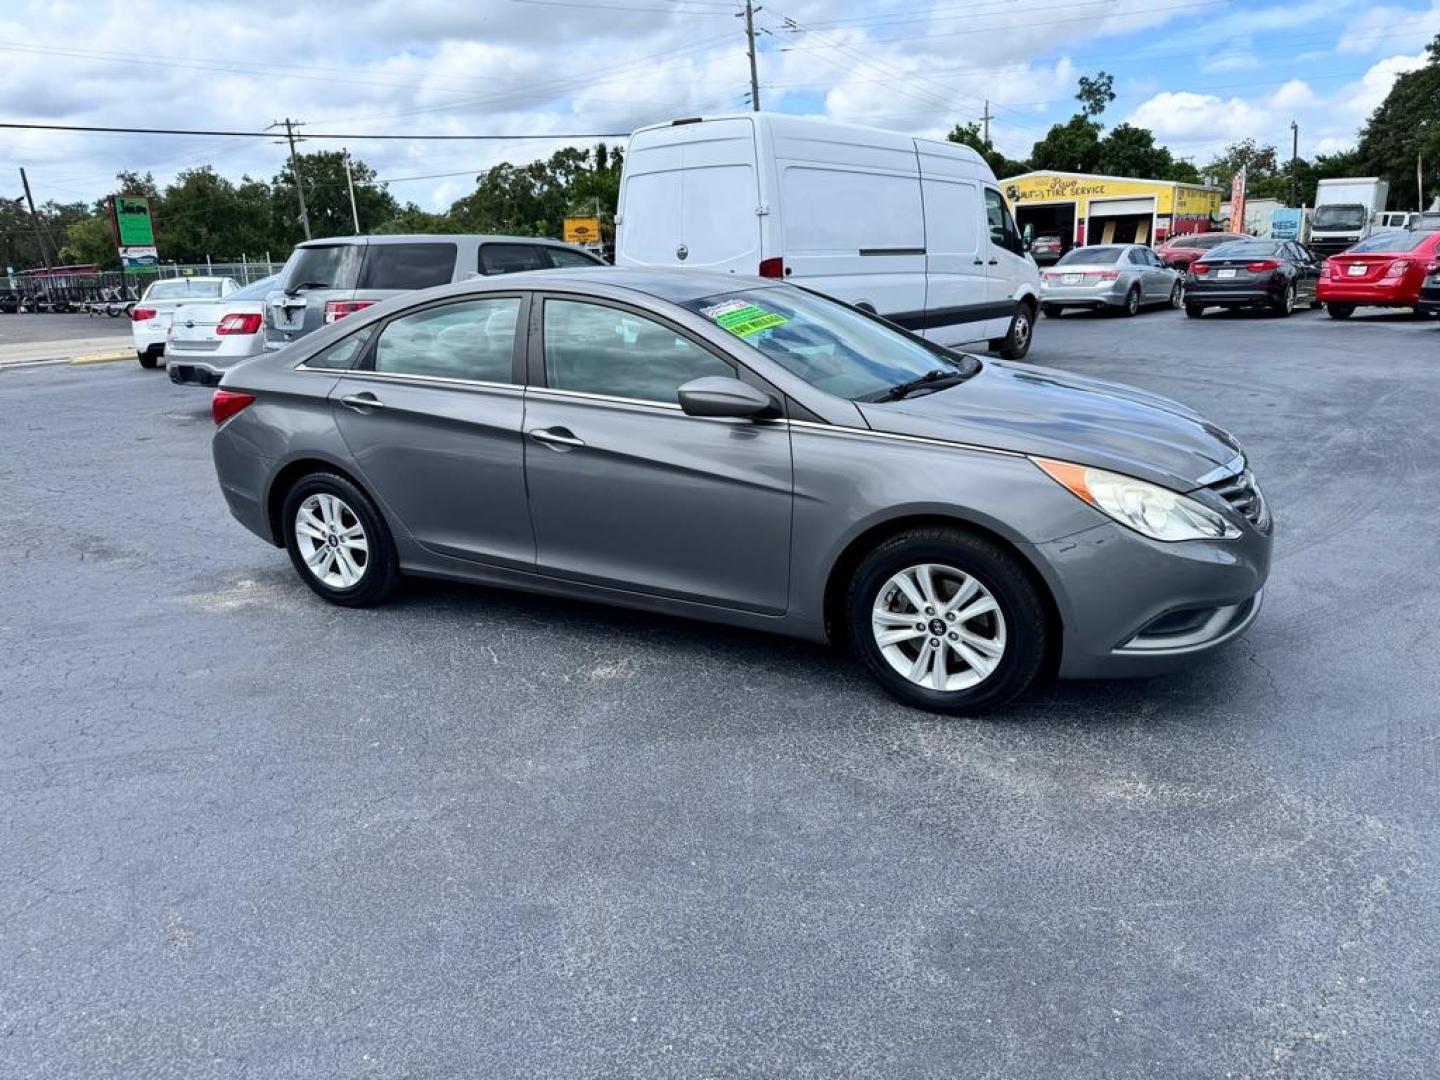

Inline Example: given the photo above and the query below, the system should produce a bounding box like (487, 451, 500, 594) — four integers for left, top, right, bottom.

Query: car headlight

(1033, 458, 1241, 541)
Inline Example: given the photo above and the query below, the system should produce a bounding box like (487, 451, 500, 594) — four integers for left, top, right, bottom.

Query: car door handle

(988, 258, 999, 265)
(972, 258, 985, 265)
(528, 427, 585, 450)
(340, 393, 384, 412)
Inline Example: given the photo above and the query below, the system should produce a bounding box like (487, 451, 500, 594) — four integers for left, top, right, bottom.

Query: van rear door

(617, 118, 762, 274)
(916, 143, 987, 346)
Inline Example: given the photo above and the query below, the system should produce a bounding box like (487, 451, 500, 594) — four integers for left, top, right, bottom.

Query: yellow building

(999, 170, 1223, 249)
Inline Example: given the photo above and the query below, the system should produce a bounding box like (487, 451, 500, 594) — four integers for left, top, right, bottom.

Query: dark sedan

(1184, 239, 1323, 318)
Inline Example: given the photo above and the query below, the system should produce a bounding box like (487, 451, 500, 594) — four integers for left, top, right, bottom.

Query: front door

(523, 296, 793, 613)
(982, 187, 1033, 341)
(329, 294, 535, 569)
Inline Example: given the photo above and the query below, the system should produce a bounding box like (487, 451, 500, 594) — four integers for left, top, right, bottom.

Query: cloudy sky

(1, 0, 1437, 212)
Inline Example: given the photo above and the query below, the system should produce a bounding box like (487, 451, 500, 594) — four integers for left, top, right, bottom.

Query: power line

(0, 122, 629, 141)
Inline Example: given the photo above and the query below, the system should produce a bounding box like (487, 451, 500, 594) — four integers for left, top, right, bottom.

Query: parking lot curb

(69, 351, 132, 366)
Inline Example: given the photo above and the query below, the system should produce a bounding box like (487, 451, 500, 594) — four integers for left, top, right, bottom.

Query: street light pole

(343, 148, 361, 234)
(1289, 120, 1299, 208)
(18, 167, 51, 270)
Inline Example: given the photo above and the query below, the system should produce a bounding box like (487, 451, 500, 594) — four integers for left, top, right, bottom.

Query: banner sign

(120, 246, 160, 273)
(1228, 169, 1247, 235)
(110, 196, 157, 247)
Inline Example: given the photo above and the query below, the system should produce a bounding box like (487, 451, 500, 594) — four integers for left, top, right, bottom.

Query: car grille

(1206, 467, 1265, 526)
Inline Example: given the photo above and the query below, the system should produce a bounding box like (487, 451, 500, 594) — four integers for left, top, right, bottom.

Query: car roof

(148, 275, 234, 283)
(422, 266, 775, 304)
(294, 234, 585, 248)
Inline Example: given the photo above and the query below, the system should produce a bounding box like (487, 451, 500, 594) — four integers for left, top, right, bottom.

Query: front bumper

(1034, 517, 1273, 679)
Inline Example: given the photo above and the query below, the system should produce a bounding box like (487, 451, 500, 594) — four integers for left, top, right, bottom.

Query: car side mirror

(677, 376, 779, 420)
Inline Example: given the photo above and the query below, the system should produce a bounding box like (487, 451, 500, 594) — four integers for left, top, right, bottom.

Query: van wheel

(846, 527, 1048, 715)
(993, 302, 1035, 360)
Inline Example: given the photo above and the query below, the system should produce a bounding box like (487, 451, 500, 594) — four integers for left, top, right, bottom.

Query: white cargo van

(616, 113, 1041, 359)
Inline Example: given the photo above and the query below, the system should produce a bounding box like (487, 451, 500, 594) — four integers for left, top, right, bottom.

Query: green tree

(1095, 123, 1176, 179)
(946, 121, 1027, 178)
(1203, 139, 1290, 198)
(271, 151, 398, 245)
(449, 144, 625, 238)
(1029, 113, 1104, 172)
(372, 205, 456, 234)
(1355, 34, 1440, 208)
(1076, 71, 1116, 118)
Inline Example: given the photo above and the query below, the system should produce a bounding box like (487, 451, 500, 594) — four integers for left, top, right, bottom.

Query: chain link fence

(2, 257, 287, 314)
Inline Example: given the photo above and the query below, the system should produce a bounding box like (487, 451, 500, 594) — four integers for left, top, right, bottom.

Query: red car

(1155, 232, 1247, 270)
(1317, 229, 1440, 319)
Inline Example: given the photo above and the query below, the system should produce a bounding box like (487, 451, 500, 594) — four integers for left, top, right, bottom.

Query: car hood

(855, 360, 1241, 491)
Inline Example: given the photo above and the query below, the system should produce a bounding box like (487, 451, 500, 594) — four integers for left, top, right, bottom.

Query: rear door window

(357, 243, 458, 290)
(546, 247, 604, 268)
(479, 244, 551, 275)
(371, 298, 522, 382)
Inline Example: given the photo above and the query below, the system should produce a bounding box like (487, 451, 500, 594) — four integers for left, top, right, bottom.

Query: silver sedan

(1041, 244, 1183, 317)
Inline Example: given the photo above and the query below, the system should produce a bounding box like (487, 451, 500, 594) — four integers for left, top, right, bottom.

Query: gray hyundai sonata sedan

(210, 268, 1272, 714)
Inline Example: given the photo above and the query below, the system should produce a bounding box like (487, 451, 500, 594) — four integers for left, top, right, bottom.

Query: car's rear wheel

(1273, 282, 1296, 317)
(992, 302, 1035, 360)
(1185, 302, 1205, 319)
(1120, 286, 1141, 317)
(846, 528, 1048, 715)
(1327, 303, 1355, 320)
(282, 473, 400, 607)
(137, 351, 159, 369)
(1041, 303, 1061, 319)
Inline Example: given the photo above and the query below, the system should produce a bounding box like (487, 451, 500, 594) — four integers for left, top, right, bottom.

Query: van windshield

(681, 286, 978, 402)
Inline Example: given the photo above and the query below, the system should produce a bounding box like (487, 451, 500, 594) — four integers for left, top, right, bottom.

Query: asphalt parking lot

(3, 306, 1438, 1079)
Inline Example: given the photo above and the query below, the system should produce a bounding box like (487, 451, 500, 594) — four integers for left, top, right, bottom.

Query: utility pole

(741, 1, 761, 112)
(982, 100, 992, 145)
(18, 168, 51, 270)
(271, 118, 312, 240)
(342, 148, 360, 234)
(1289, 120, 1299, 208)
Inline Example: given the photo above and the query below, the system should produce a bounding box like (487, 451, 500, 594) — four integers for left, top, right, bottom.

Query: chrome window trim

(523, 385, 684, 412)
(297, 367, 521, 394)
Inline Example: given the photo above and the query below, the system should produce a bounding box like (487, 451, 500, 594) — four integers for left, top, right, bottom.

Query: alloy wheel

(871, 563, 1008, 692)
(294, 493, 369, 589)
(1170, 282, 1183, 308)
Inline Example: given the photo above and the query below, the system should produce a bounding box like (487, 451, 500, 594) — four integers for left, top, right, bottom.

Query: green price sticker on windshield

(703, 301, 789, 338)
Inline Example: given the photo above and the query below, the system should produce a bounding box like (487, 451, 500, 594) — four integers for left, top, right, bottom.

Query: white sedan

(131, 276, 240, 368)
(165, 275, 280, 387)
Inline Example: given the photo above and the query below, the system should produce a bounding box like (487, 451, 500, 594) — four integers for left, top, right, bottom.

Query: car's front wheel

(846, 528, 1049, 715)
(992, 302, 1035, 360)
(282, 472, 400, 607)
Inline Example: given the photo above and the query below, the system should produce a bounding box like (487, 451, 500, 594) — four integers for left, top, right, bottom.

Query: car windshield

(146, 280, 224, 300)
(1348, 231, 1430, 253)
(228, 275, 280, 301)
(680, 287, 978, 402)
(1206, 241, 1283, 260)
(1313, 205, 1367, 230)
(1056, 246, 1123, 266)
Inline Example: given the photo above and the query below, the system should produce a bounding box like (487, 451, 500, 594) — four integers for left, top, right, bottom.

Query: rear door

(328, 294, 535, 568)
(916, 144, 986, 345)
(617, 118, 763, 274)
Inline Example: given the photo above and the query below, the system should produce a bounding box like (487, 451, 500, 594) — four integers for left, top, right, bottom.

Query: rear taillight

(1382, 260, 1410, 280)
(1191, 263, 1210, 275)
(216, 312, 263, 335)
(758, 257, 784, 279)
(132, 307, 156, 321)
(1095, 269, 1119, 281)
(1329, 261, 1346, 279)
(212, 389, 255, 426)
(324, 299, 376, 323)
(1246, 260, 1281, 272)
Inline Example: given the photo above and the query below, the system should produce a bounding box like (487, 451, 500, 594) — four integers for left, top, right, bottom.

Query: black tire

(992, 302, 1035, 360)
(1120, 286, 1140, 317)
(137, 351, 159, 369)
(1273, 282, 1296, 317)
(1041, 303, 1062, 319)
(281, 472, 401, 608)
(846, 527, 1049, 715)
(1169, 282, 1183, 309)
(1185, 302, 1205, 319)
(1326, 303, 1355, 320)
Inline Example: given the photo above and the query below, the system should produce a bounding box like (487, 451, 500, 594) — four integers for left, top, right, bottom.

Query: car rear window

(479, 244, 550, 275)
(146, 280, 224, 300)
(357, 243, 458, 290)
(285, 245, 360, 292)
(546, 247, 604, 268)
(1056, 246, 1123, 266)
(228, 275, 280, 301)
(1206, 241, 1283, 259)
(1347, 231, 1431, 253)
(1174, 233, 1236, 249)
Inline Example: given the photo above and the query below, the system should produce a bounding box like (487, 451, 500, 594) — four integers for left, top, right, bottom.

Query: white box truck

(1310, 178, 1390, 258)
(615, 113, 1042, 359)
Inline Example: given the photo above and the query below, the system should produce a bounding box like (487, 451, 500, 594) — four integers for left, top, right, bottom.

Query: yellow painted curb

(70, 352, 133, 366)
